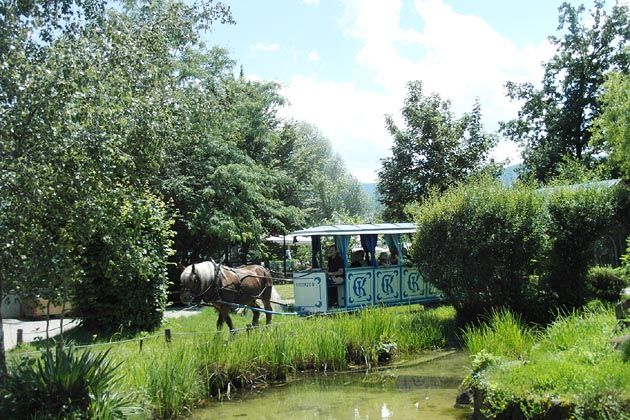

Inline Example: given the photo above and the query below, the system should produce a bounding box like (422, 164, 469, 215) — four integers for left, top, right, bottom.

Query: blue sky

(205, 0, 615, 183)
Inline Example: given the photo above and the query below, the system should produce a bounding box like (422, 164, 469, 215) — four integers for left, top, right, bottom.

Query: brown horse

(180, 260, 274, 331)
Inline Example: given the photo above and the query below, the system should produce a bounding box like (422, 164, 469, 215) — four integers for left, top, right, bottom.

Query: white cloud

(307, 49, 320, 62)
(279, 0, 557, 181)
(250, 42, 280, 52)
(279, 76, 395, 183)
(303, 0, 320, 6)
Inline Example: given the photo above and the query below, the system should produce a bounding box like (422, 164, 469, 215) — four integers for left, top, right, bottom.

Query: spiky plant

(0, 347, 134, 419)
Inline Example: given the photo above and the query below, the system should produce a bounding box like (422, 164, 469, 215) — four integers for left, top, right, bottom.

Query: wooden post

(16, 329, 23, 346)
(165, 329, 172, 343)
(139, 338, 143, 352)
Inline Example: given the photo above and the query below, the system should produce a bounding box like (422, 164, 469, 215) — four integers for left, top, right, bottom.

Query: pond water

(194, 350, 473, 420)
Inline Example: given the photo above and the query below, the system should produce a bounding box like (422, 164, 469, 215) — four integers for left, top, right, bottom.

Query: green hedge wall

(412, 178, 625, 324)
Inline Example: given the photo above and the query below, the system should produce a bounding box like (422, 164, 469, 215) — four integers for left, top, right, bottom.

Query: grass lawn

(273, 283, 294, 300)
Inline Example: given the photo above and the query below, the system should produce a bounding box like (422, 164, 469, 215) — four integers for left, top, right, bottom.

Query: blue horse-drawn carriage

(180, 223, 443, 329)
(286, 223, 442, 314)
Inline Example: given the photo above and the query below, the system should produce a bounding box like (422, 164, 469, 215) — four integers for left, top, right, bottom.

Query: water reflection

(195, 351, 472, 420)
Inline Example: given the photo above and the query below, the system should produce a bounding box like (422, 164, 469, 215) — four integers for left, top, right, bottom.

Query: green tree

(0, 0, 108, 379)
(271, 122, 372, 225)
(160, 47, 305, 265)
(0, 0, 233, 373)
(500, 1, 630, 183)
(377, 81, 499, 221)
(592, 71, 630, 280)
(592, 71, 630, 180)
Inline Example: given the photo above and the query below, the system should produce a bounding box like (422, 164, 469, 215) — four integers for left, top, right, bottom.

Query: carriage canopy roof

(288, 223, 416, 237)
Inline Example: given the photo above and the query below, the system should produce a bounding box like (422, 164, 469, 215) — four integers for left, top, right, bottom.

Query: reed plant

(461, 307, 537, 360)
(404, 304, 457, 350)
(140, 344, 203, 419)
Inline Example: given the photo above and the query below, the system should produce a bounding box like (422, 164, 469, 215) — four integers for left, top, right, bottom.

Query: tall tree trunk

(0, 278, 7, 380)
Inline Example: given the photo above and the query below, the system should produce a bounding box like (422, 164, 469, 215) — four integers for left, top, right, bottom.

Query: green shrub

(72, 193, 174, 333)
(411, 178, 626, 324)
(412, 178, 551, 324)
(620, 234, 630, 294)
(586, 265, 629, 302)
(545, 185, 618, 309)
(0, 348, 132, 419)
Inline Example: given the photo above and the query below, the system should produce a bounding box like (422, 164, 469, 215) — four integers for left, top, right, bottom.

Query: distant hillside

(500, 163, 521, 184)
(361, 183, 377, 197)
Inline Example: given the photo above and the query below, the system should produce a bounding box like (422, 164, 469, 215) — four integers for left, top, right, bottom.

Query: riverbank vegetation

(462, 304, 630, 420)
(4, 304, 457, 419)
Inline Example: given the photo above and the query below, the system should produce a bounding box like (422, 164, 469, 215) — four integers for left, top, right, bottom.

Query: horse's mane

(181, 260, 216, 284)
(194, 261, 216, 282)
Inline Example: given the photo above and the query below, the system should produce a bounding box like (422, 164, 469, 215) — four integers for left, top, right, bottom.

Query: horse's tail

(263, 267, 273, 286)
(270, 286, 284, 312)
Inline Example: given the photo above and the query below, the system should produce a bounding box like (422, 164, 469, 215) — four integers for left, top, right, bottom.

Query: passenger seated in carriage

(327, 245, 344, 307)
(390, 248, 399, 265)
(349, 249, 368, 268)
(378, 252, 391, 267)
(326, 244, 344, 284)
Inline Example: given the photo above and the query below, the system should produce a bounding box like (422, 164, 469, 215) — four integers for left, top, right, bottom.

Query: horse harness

(189, 260, 271, 304)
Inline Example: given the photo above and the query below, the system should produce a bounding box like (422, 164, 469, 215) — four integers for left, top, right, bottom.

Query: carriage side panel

(402, 267, 441, 303)
(345, 268, 374, 309)
(293, 271, 327, 313)
(375, 267, 401, 304)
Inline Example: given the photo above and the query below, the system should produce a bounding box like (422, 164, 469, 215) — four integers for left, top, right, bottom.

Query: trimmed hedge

(411, 178, 626, 324)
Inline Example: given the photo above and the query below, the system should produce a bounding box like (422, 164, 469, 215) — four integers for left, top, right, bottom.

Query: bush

(411, 179, 551, 324)
(0, 348, 132, 419)
(411, 178, 627, 325)
(586, 265, 629, 302)
(544, 185, 618, 309)
(72, 192, 174, 333)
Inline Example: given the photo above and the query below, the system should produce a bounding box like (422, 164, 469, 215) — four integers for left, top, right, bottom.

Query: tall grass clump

(461, 308, 537, 360)
(539, 303, 616, 353)
(0, 348, 133, 419)
(340, 307, 397, 364)
(138, 343, 203, 420)
(405, 305, 457, 350)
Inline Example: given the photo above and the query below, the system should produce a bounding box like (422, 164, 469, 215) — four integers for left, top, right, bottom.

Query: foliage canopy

(500, 1, 630, 184)
(377, 81, 499, 221)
